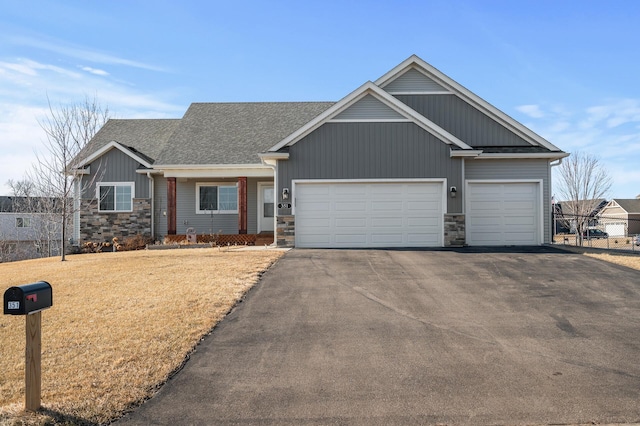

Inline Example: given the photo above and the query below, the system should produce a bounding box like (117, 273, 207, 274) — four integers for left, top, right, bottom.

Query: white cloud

(0, 54, 184, 195)
(81, 66, 109, 76)
(10, 35, 168, 72)
(518, 98, 640, 198)
(584, 99, 640, 129)
(515, 104, 544, 118)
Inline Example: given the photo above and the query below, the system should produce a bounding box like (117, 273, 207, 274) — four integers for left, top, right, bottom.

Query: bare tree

(555, 151, 612, 242)
(27, 95, 109, 260)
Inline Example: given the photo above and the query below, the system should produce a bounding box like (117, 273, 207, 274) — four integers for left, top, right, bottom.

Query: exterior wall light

(450, 186, 457, 198)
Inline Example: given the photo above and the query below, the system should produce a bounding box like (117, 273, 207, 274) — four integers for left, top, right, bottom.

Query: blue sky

(1, 0, 639, 198)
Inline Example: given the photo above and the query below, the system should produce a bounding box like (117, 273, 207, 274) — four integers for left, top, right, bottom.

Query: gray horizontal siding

(153, 177, 267, 238)
(278, 122, 462, 213)
(395, 94, 531, 148)
(383, 69, 448, 93)
(82, 148, 150, 199)
(176, 179, 238, 235)
(465, 159, 552, 243)
(333, 94, 406, 120)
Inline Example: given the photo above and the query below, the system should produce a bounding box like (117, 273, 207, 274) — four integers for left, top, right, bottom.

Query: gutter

(147, 172, 154, 240)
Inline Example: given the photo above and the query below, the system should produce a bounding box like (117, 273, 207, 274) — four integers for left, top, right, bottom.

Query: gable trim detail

(74, 141, 153, 170)
(376, 55, 563, 152)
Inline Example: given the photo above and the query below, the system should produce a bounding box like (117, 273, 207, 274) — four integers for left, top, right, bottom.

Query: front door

(258, 183, 274, 233)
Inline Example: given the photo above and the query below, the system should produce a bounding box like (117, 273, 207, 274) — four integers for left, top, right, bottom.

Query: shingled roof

(611, 199, 640, 214)
(154, 102, 334, 165)
(76, 119, 181, 165)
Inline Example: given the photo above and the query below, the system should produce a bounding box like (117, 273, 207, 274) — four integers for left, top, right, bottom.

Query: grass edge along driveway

(0, 248, 284, 426)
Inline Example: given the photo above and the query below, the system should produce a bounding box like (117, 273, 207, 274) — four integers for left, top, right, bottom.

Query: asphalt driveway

(117, 247, 640, 425)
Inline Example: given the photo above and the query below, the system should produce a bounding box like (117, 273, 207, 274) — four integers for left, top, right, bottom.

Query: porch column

(167, 177, 177, 235)
(238, 177, 247, 234)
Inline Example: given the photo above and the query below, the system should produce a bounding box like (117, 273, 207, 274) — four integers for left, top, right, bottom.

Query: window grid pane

(115, 186, 132, 211)
(200, 186, 218, 211)
(100, 186, 114, 211)
(219, 186, 237, 211)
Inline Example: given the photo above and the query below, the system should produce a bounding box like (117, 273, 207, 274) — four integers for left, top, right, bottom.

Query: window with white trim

(97, 183, 134, 212)
(196, 183, 238, 214)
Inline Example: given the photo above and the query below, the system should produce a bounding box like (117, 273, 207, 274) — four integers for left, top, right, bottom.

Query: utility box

(4, 281, 53, 315)
(186, 227, 197, 243)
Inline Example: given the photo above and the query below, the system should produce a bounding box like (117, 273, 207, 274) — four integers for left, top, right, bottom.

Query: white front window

(97, 182, 134, 212)
(196, 183, 238, 214)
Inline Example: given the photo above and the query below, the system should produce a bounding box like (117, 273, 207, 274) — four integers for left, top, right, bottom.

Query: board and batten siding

(82, 148, 151, 199)
(278, 122, 463, 213)
(465, 159, 552, 243)
(395, 94, 531, 148)
(382, 68, 448, 93)
(333, 94, 406, 120)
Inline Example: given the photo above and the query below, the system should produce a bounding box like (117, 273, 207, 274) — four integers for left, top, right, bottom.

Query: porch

(163, 232, 275, 246)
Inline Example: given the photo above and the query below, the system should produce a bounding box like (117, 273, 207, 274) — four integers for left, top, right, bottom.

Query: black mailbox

(4, 281, 52, 315)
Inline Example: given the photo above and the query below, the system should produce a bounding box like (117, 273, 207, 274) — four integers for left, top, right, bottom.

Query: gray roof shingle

(612, 199, 640, 214)
(76, 119, 181, 164)
(154, 102, 334, 165)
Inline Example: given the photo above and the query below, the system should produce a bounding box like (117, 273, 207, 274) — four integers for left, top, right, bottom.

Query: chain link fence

(553, 213, 640, 252)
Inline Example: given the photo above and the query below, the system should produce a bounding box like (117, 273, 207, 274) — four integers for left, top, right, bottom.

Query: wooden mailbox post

(4, 282, 53, 411)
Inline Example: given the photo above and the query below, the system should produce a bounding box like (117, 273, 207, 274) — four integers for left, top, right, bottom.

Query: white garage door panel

(295, 182, 443, 248)
(605, 223, 625, 237)
(336, 201, 367, 212)
(335, 218, 367, 227)
(467, 182, 539, 246)
(504, 216, 535, 226)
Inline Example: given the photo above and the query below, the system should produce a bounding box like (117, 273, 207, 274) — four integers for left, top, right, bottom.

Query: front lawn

(0, 248, 284, 425)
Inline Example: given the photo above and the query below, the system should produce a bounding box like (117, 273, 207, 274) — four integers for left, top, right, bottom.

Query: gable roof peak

(376, 55, 563, 153)
(267, 81, 473, 152)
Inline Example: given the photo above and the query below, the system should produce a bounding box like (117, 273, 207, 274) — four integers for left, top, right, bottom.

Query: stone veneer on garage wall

(444, 214, 465, 247)
(80, 198, 151, 243)
(277, 214, 465, 248)
(276, 215, 295, 248)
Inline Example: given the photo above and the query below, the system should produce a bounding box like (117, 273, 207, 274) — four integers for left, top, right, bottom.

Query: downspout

(147, 172, 154, 241)
(260, 158, 278, 246)
(550, 157, 564, 242)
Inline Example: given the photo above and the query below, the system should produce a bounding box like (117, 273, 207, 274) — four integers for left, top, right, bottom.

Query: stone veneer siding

(80, 198, 151, 243)
(444, 213, 465, 247)
(278, 214, 463, 248)
(276, 215, 295, 248)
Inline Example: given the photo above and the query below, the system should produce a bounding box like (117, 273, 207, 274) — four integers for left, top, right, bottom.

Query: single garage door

(604, 222, 626, 237)
(295, 181, 444, 248)
(466, 182, 540, 246)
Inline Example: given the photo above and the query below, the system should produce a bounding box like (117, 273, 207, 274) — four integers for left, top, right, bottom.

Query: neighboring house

(598, 199, 640, 237)
(72, 55, 567, 248)
(0, 196, 62, 262)
(553, 199, 608, 234)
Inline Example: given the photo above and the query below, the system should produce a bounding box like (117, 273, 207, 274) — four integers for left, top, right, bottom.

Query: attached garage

(294, 180, 444, 248)
(604, 222, 626, 237)
(466, 181, 542, 246)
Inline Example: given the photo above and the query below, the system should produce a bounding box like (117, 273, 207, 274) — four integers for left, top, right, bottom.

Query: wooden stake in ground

(25, 311, 42, 411)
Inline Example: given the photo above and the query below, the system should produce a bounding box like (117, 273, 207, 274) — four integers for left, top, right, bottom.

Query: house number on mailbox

(7, 301, 19, 310)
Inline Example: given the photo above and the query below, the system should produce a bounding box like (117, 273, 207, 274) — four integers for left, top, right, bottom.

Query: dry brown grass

(0, 248, 284, 425)
(584, 251, 640, 271)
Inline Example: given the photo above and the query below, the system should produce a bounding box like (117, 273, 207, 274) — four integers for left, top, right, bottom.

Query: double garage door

(295, 181, 444, 248)
(294, 181, 541, 248)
